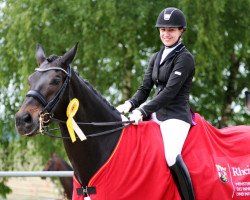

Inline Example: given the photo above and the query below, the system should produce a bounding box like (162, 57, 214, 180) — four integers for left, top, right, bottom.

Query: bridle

(27, 66, 71, 114)
(26, 66, 133, 139)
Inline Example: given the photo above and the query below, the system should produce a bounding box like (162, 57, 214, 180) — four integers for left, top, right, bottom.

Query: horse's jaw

(15, 123, 39, 137)
(23, 129, 39, 136)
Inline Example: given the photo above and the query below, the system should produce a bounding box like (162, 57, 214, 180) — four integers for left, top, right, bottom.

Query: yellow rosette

(66, 98, 87, 142)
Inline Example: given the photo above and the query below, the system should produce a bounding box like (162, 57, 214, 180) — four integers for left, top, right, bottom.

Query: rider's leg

(160, 119, 195, 200)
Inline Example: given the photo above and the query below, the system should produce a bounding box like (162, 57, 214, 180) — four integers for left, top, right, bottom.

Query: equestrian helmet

(155, 7, 187, 29)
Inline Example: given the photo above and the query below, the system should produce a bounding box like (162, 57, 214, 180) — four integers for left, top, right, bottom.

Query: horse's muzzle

(15, 111, 39, 136)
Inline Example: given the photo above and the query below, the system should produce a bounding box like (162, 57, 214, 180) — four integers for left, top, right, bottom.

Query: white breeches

(151, 113, 191, 167)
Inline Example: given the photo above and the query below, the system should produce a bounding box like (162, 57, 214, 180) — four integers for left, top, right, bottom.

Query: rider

(117, 7, 195, 200)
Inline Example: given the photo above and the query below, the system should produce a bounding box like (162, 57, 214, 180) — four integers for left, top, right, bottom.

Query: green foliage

(0, 181, 12, 198)
(181, 0, 250, 126)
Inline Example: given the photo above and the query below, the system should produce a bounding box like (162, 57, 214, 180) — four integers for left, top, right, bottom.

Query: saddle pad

(73, 113, 250, 200)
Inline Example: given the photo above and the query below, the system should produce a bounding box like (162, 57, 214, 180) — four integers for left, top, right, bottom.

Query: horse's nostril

(23, 113, 32, 123)
(16, 112, 33, 126)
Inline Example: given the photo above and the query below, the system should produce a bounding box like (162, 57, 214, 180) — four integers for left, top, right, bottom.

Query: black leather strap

(76, 186, 96, 196)
(26, 66, 71, 113)
(26, 90, 47, 107)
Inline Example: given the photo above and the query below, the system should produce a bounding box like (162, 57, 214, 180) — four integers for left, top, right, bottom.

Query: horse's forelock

(47, 55, 60, 63)
(45, 55, 72, 71)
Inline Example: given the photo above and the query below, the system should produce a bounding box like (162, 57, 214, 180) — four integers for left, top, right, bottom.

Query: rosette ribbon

(66, 98, 87, 142)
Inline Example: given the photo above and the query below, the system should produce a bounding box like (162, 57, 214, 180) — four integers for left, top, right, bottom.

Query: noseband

(26, 66, 71, 114)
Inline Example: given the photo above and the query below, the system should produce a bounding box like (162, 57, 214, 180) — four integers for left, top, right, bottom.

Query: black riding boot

(169, 154, 195, 200)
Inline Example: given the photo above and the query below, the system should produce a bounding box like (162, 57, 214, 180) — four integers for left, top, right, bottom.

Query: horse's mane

(77, 72, 118, 112)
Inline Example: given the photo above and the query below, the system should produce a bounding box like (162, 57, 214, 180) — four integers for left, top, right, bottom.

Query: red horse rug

(73, 113, 250, 200)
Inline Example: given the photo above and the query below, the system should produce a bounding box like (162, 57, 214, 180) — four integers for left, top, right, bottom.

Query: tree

(181, 0, 250, 127)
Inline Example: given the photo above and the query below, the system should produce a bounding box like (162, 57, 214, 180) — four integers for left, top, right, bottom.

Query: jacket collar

(157, 43, 185, 66)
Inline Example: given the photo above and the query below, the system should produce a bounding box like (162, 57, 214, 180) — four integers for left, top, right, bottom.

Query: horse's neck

(58, 159, 72, 171)
(69, 72, 120, 122)
(59, 177, 73, 199)
(54, 159, 73, 199)
(57, 71, 122, 186)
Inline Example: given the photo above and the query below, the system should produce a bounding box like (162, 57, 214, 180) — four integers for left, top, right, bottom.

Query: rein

(27, 66, 133, 140)
(41, 123, 132, 140)
(39, 114, 134, 140)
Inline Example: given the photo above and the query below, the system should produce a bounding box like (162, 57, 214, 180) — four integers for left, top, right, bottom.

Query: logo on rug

(216, 164, 228, 183)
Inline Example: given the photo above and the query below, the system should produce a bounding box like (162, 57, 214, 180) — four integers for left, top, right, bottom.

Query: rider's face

(159, 27, 183, 46)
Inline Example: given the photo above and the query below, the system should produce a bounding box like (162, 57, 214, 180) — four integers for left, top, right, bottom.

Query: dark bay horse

(15, 44, 250, 200)
(43, 153, 73, 200)
(15, 43, 123, 193)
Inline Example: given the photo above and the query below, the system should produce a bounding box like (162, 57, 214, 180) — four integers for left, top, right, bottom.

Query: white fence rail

(0, 171, 73, 177)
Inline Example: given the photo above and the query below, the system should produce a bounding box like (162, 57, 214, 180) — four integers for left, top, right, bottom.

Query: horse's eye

(50, 78, 61, 85)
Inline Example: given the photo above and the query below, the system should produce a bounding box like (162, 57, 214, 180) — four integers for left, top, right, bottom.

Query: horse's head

(43, 153, 57, 171)
(15, 43, 78, 136)
(43, 153, 72, 171)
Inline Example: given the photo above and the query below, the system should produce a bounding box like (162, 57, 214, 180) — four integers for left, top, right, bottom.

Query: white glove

(116, 101, 132, 114)
(129, 109, 143, 125)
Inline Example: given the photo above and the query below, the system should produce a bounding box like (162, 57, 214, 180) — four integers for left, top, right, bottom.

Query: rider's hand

(116, 101, 132, 114)
(129, 109, 143, 125)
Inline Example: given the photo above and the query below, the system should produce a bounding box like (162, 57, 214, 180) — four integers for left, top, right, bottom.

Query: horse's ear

(36, 44, 46, 65)
(59, 43, 78, 69)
